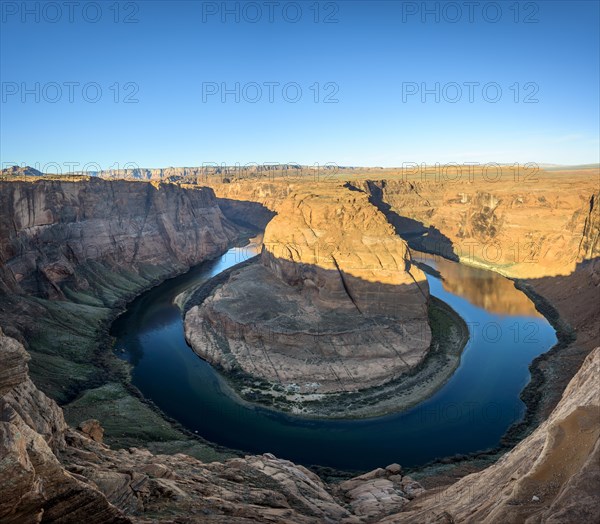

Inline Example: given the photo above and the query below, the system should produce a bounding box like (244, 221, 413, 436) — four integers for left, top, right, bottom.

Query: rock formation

(383, 347, 600, 523)
(2, 329, 598, 523)
(0, 327, 427, 523)
(185, 186, 431, 399)
(0, 178, 237, 299)
(0, 177, 239, 403)
(360, 173, 599, 279)
(0, 328, 128, 523)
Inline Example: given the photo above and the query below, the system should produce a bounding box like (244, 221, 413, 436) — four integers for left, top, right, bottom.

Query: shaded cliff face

(0, 328, 128, 523)
(0, 178, 237, 299)
(261, 188, 429, 317)
(0, 177, 239, 413)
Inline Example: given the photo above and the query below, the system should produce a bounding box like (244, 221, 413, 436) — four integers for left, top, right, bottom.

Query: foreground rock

(0, 328, 128, 523)
(0, 327, 424, 523)
(2, 328, 599, 523)
(384, 347, 600, 523)
(186, 187, 431, 401)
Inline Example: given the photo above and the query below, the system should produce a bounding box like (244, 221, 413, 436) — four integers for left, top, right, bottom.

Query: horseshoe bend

(0, 165, 598, 523)
(184, 188, 436, 415)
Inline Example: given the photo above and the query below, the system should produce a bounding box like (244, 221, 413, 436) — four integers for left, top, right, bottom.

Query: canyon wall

(0, 177, 239, 419)
(2, 327, 598, 523)
(360, 174, 599, 279)
(205, 169, 599, 279)
(0, 178, 237, 299)
(1, 170, 599, 522)
(386, 346, 600, 524)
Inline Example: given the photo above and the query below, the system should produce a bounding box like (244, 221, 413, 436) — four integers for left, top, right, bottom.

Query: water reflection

(416, 254, 542, 318)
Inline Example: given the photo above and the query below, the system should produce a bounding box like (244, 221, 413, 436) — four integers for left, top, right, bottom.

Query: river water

(111, 245, 556, 471)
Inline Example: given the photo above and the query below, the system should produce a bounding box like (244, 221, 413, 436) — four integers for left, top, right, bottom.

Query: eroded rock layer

(384, 347, 600, 524)
(1, 168, 599, 523)
(0, 178, 239, 405)
(360, 174, 599, 278)
(0, 178, 237, 299)
(0, 328, 426, 523)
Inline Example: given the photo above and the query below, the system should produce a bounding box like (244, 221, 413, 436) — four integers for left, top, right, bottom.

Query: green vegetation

(9, 255, 239, 462)
(64, 382, 235, 461)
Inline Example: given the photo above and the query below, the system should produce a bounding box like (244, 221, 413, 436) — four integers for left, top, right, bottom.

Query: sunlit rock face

(261, 188, 430, 318)
(385, 347, 600, 524)
(361, 173, 600, 279)
(186, 187, 432, 396)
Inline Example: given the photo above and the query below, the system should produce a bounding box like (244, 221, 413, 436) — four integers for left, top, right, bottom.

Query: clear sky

(1, 0, 599, 171)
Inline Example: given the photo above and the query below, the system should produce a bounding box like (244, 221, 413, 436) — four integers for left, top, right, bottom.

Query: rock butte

(0, 165, 599, 522)
(185, 188, 432, 395)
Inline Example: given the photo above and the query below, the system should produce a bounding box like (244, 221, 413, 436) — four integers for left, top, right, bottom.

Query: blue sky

(1, 0, 598, 171)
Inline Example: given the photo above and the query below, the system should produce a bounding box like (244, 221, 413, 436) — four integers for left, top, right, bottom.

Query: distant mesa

(1, 165, 44, 177)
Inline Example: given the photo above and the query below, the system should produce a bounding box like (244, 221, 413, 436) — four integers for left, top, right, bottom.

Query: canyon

(0, 166, 598, 522)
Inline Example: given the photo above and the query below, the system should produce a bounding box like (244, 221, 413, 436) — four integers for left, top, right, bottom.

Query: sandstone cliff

(384, 347, 600, 524)
(0, 178, 237, 299)
(2, 169, 599, 523)
(0, 177, 240, 442)
(0, 328, 128, 523)
(361, 173, 599, 279)
(205, 169, 599, 279)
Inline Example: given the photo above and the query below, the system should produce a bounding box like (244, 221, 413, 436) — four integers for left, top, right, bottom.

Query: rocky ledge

(0, 327, 426, 523)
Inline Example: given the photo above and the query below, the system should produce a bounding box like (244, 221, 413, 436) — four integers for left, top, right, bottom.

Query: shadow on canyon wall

(216, 197, 276, 232)
(346, 180, 460, 261)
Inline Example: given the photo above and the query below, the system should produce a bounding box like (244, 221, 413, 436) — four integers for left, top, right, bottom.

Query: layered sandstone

(0, 177, 239, 405)
(1, 168, 599, 523)
(186, 187, 431, 398)
(0, 177, 237, 299)
(360, 171, 599, 279)
(204, 168, 599, 279)
(0, 328, 128, 523)
(0, 328, 426, 523)
(384, 347, 600, 524)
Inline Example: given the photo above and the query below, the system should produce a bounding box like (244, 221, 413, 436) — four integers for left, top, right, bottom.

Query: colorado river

(111, 244, 557, 471)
